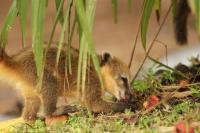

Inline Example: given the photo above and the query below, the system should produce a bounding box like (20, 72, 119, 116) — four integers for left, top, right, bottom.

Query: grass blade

(141, 0, 155, 50)
(112, 0, 118, 23)
(0, 0, 18, 48)
(17, 0, 28, 47)
(43, 0, 64, 75)
(194, 0, 200, 37)
(32, 0, 46, 84)
(154, 0, 161, 23)
(55, 0, 64, 25)
(56, 0, 72, 70)
(171, 0, 177, 18)
(66, 12, 77, 75)
(46, 0, 64, 49)
(76, 0, 103, 91)
(128, 0, 133, 11)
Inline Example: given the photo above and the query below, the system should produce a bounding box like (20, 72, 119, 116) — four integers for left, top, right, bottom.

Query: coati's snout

(101, 53, 132, 101)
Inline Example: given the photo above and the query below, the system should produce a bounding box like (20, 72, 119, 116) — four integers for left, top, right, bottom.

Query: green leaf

(194, 0, 200, 37)
(77, 0, 97, 91)
(141, 0, 155, 50)
(0, 0, 18, 48)
(128, 0, 133, 11)
(32, 0, 46, 83)
(46, 0, 64, 50)
(56, 0, 72, 70)
(112, 0, 118, 23)
(190, 86, 200, 98)
(154, 0, 161, 23)
(44, 0, 64, 73)
(17, 0, 28, 47)
(55, 0, 64, 25)
(171, 0, 177, 18)
(66, 15, 77, 75)
(75, 0, 103, 91)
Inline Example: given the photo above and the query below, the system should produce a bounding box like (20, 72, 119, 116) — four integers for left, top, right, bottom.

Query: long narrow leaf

(154, 0, 161, 23)
(66, 14, 77, 75)
(47, 0, 64, 49)
(32, 0, 46, 83)
(128, 0, 133, 11)
(76, 0, 103, 91)
(17, 0, 28, 47)
(81, 42, 88, 99)
(112, 0, 118, 23)
(194, 0, 200, 37)
(55, 0, 64, 25)
(141, 0, 155, 50)
(77, 0, 96, 91)
(171, 0, 177, 18)
(56, 0, 72, 69)
(44, 0, 64, 75)
(65, 0, 74, 75)
(0, 0, 18, 48)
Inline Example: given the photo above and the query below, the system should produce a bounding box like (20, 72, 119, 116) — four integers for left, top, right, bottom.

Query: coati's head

(100, 53, 132, 101)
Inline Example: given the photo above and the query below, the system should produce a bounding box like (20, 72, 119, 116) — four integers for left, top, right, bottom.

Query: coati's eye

(120, 76, 128, 83)
(120, 76, 129, 89)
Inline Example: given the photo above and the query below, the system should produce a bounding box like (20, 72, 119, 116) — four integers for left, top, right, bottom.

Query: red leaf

(144, 95, 159, 109)
(174, 122, 194, 133)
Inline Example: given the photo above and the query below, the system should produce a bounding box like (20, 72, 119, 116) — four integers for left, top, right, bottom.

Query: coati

(0, 47, 132, 121)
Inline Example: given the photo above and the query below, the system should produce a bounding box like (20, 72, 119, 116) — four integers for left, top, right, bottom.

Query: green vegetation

(2, 102, 199, 133)
(0, 0, 200, 132)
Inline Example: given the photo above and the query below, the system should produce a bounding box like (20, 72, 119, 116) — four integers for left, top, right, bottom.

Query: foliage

(1, 1, 200, 132)
(1, 0, 200, 89)
(141, 0, 155, 50)
(132, 80, 150, 92)
(3, 102, 199, 133)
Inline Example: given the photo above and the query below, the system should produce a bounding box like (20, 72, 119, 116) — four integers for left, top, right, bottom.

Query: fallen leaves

(174, 121, 194, 133)
(143, 95, 159, 109)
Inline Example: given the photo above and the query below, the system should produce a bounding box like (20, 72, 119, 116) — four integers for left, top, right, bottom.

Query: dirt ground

(0, 0, 199, 118)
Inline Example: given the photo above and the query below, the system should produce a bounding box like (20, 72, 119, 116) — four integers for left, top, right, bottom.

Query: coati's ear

(101, 52, 112, 66)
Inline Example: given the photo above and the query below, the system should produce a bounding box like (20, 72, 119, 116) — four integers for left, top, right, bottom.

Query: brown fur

(0, 47, 132, 121)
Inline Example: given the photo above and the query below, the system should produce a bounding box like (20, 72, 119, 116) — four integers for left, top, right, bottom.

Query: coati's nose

(124, 91, 131, 101)
(119, 90, 131, 101)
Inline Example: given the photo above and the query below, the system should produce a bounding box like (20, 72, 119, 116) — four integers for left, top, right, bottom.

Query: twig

(128, 1, 145, 68)
(161, 91, 193, 99)
(148, 55, 189, 79)
(155, 40, 168, 65)
(161, 82, 200, 91)
(132, 4, 172, 82)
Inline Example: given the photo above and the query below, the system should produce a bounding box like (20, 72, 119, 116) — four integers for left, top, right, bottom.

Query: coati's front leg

(91, 100, 130, 113)
(22, 93, 41, 121)
(40, 71, 59, 118)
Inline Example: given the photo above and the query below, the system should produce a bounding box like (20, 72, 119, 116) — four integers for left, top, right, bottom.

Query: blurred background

(0, 0, 199, 120)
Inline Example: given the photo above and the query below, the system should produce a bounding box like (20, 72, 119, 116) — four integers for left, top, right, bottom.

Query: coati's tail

(173, 0, 190, 45)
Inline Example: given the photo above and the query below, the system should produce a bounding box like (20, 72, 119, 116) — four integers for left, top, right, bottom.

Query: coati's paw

(52, 105, 79, 116)
(116, 101, 136, 112)
(45, 115, 68, 126)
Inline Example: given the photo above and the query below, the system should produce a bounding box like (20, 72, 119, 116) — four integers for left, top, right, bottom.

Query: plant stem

(128, 1, 145, 68)
(131, 4, 172, 84)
